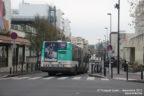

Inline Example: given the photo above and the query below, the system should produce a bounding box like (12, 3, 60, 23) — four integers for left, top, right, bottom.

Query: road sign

(11, 32, 18, 39)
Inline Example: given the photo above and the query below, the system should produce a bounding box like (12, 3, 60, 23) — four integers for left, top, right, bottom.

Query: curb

(88, 74, 144, 83)
(2, 71, 42, 78)
(88, 74, 105, 78)
(127, 80, 144, 83)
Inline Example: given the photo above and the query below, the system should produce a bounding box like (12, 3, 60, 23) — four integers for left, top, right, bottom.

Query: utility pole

(115, 0, 120, 74)
(107, 13, 112, 45)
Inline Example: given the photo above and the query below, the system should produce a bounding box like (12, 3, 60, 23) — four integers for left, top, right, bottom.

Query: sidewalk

(0, 72, 10, 78)
(0, 71, 41, 78)
(89, 67, 144, 83)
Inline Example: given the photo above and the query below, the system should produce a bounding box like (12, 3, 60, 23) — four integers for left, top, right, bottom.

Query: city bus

(40, 41, 89, 75)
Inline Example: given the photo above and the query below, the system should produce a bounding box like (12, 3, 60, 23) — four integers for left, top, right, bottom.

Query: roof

(0, 35, 31, 45)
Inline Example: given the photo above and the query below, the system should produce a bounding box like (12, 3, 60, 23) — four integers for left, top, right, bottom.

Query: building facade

(110, 31, 129, 57)
(123, 0, 144, 65)
(71, 36, 89, 53)
(63, 19, 71, 41)
(0, 0, 30, 72)
(109, 0, 144, 66)
(12, 3, 71, 40)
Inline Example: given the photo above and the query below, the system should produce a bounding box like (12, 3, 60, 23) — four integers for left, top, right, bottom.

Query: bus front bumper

(40, 67, 75, 73)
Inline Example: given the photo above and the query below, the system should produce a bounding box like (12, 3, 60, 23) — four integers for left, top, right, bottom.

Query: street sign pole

(11, 32, 18, 74)
(12, 40, 17, 73)
(108, 51, 112, 76)
(107, 45, 112, 77)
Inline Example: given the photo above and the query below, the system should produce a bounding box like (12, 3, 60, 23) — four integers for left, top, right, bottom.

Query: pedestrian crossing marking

(114, 77, 126, 80)
(87, 77, 95, 80)
(43, 77, 55, 80)
(0, 78, 9, 80)
(58, 77, 68, 80)
(0, 76, 111, 81)
(28, 77, 41, 80)
(10, 77, 23, 80)
(20, 77, 30, 79)
(72, 77, 81, 80)
(101, 78, 109, 81)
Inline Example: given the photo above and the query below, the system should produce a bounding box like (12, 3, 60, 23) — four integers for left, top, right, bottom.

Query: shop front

(0, 35, 30, 72)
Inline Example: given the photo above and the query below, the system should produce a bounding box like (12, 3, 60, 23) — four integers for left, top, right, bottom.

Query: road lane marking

(87, 77, 95, 80)
(58, 77, 68, 80)
(43, 77, 55, 80)
(28, 77, 41, 80)
(72, 77, 81, 80)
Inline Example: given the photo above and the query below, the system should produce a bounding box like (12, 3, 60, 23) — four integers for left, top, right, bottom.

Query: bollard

(94, 65, 96, 73)
(141, 70, 143, 80)
(13, 66, 14, 74)
(31, 63, 33, 72)
(126, 64, 128, 81)
(111, 65, 113, 78)
(27, 63, 28, 72)
(16, 64, 17, 73)
(91, 64, 93, 74)
(104, 68, 106, 76)
(21, 62, 24, 73)
(10, 67, 12, 74)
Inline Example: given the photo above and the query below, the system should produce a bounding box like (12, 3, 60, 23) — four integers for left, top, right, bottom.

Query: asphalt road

(0, 72, 143, 96)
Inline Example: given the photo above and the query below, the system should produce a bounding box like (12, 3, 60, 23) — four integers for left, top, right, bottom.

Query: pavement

(0, 72, 143, 96)
(0, 71, 41, 78)
(89, 67, 144, 83)
(1, 66, 143, 83)
(0, 72, 9, 78)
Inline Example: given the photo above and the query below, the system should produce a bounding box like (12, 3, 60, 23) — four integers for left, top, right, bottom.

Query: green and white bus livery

(40, 41, 89, 75)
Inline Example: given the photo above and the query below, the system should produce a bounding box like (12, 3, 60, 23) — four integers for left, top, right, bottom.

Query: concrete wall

(120, 33, 144, 65)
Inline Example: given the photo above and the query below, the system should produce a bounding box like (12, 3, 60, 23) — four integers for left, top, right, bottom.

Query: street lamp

(104, 27, 108, 60)
(104, 27, 108, 46)
(107, 13, 112, 45)
(104, 35, 106, 47)
(115, 0, 120, 74)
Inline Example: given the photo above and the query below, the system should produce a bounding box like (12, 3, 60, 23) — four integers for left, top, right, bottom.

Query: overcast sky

(11, 0, 132, 44)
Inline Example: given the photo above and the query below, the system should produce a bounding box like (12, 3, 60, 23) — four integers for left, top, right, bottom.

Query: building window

(0, 45, 8, 67)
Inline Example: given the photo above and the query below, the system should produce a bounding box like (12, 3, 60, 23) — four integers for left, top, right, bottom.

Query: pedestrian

(84, 54, 90, 64)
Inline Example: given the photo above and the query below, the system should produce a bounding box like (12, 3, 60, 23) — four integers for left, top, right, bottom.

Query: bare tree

(27, 16, 60, 60)
(127, 0, 139, 27)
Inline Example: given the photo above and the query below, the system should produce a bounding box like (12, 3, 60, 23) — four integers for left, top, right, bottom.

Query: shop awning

(0, 35, 31, 45)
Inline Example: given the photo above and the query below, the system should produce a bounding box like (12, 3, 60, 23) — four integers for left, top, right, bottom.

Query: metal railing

(9, 61, 40, 75)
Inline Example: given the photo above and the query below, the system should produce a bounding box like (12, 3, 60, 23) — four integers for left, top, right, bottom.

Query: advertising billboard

(0, 0, 8, 31)
(58, 43, 67, 50)
(44, 42, 58, 61)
